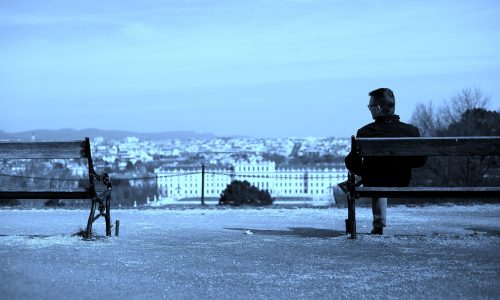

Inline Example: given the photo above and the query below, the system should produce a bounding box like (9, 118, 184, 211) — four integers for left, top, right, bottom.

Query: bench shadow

(465, 227, 500, 237)
(0, 234, 52, 239)
(225, 227, 345, 238)
(0, 233, 105, 241)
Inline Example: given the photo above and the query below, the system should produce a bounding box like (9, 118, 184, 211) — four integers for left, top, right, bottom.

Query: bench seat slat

(0, 191, 92, 199)
(0, 141, 85, 159)
(356, 187, 500, 198)
(356, 137, 500, 156)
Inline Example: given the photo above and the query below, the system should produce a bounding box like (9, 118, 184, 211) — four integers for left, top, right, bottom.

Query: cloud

(121, 22, 162, 40)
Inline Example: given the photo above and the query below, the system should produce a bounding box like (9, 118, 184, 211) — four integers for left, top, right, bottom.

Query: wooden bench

(0, 137, 112, 238)
(345, 136, 500, 239)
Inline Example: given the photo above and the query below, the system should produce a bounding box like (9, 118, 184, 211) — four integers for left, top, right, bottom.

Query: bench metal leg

(345, 172, 357, 239)
(86, 198, 97, 238)
(347, 193, 356, 239)
(105, 194, 111, 237)
(85, 194, 112, 238)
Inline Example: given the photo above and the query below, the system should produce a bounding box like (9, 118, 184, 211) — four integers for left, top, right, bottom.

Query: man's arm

(345, 132, 364, 175)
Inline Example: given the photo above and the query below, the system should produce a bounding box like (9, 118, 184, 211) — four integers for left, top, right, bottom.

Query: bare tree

(410, 101, 439, 137)
(410, 87, 492, 137)
(409, 87, 499, 189)
(439, 87, 491, 125)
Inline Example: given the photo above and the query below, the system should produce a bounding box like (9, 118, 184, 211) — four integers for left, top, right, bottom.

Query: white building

(156, 167, 230, 199)
(155, 160, 347, 203)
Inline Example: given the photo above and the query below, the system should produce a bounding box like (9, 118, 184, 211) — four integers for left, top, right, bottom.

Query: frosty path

(1, 205, 499, 299)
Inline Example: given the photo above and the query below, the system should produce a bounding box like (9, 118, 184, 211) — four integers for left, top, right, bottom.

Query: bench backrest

(0, 138, 97, 199)
(349, 136, 500, 198)
(353, 136, 500, 157)
(0, 140, 89, 160)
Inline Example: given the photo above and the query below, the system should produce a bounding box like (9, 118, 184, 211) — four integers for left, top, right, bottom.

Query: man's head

(368, 88, 395, 119)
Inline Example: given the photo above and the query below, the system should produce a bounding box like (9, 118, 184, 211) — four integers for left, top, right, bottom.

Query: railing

(1, 164, 348, 206)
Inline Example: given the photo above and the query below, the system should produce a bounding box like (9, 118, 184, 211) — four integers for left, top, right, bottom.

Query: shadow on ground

(225, 227, 345, 238)
(465, 227, 500, 236)
(0, 234, 53, 238)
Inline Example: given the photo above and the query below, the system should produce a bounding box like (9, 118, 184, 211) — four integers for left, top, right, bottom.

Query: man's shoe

(371, 227, 383, 235)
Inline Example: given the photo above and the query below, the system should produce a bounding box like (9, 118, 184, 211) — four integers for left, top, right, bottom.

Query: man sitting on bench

(344, 88, 426, 235)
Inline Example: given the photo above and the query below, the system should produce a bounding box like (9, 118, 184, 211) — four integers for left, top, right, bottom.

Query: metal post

(115, 220, 120, 237)
(201, 164, 205, 206)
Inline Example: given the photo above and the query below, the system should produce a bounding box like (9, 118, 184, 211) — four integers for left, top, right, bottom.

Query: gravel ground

(0, 205, 499, 299)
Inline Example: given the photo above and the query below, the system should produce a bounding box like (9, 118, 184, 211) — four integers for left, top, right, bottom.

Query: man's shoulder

(397, 121, 421, 135)
(356, 122, 377, 137)
(357, 120, 420, 137)
(357, 121, 376, 131)
(397, 120, 419, 130)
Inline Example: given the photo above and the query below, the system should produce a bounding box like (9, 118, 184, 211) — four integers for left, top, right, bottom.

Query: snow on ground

(0, 205, 499, 299)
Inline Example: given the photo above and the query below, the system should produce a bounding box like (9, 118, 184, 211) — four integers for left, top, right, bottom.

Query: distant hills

(0, 129, 218, 141)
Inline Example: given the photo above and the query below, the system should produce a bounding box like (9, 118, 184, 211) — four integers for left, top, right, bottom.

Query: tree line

(410, 88, 500, 189)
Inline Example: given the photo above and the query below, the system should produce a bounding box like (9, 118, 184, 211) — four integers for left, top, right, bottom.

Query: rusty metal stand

(85, 185, 112, 238)
(83, 138, 112, 238)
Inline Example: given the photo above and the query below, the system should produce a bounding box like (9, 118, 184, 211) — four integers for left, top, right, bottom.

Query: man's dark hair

(369, 88, 395, 115)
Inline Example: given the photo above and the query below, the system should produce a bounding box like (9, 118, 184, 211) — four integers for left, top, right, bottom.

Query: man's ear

(380, 105, 391, 114)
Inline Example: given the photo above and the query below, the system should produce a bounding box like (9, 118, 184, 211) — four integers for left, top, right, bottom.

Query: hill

(0, 129, 217, 141)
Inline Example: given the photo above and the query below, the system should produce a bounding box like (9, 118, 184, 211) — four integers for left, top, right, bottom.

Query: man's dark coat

(345, 115, 426, 187)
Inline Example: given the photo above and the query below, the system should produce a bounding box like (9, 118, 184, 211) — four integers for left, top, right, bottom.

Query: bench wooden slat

(0, 141, 86, 159)
(355, 137, 500, 156)
(0, 191, 92, 199)
(356, 187, 500, 198)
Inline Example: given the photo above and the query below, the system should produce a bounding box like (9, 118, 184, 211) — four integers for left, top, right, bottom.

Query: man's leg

(372, 197, 387, 234)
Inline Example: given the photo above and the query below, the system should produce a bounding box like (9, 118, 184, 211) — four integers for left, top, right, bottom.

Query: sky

(1, 0, 499, 138)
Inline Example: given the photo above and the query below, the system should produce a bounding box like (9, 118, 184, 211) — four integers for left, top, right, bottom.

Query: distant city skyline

(1, 0, 499, 138)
